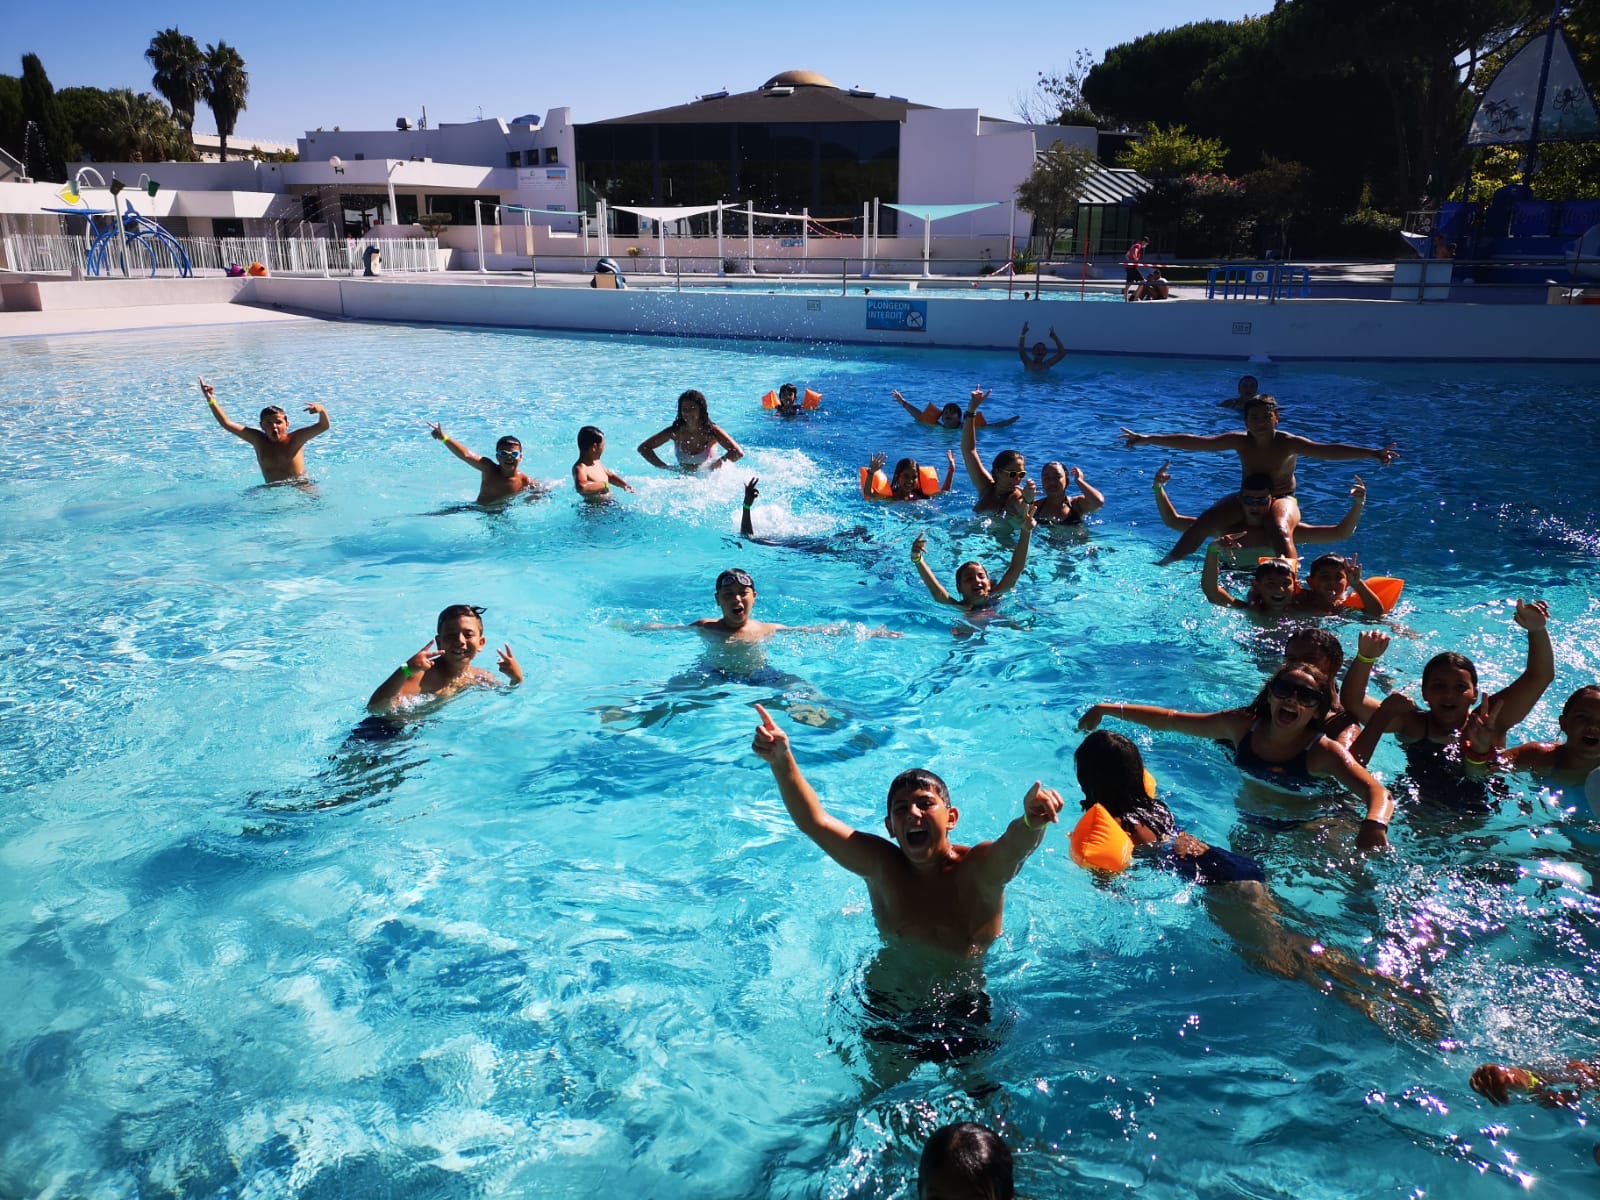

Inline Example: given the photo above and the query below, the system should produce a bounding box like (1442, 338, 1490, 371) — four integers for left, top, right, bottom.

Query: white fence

(1, 235, 441, 277)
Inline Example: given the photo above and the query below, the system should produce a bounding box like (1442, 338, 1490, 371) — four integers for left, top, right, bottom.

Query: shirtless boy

(911, 496, 1036, 613)
(1219, 374, 1259, 411)
(200, 377, 329, 483)
(366, 604, 523, 714)
(1152, 461, 1366, 567)
(750, 704, 1063, 958)
(429, 424, 546, 504)
(646, 568, 899, 642)
(1121, 395, 1398, 562)
(1017, 322, 1067, 372)
(572, 425, 636, 499)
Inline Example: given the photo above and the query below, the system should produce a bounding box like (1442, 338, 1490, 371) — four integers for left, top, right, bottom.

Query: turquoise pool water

(2, 320, 1598, 1197)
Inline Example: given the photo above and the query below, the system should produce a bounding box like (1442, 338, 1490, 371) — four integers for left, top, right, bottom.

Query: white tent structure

(883, 201, 1000, 276)
(610, 203, 730, 272)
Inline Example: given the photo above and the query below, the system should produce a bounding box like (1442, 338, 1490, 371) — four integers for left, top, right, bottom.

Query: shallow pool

(2, 320, 1598, 1197)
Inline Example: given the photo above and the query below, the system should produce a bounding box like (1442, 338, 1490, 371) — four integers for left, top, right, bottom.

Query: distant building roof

(588, 73, 932, 126)
(1078, 166, 1151, 205)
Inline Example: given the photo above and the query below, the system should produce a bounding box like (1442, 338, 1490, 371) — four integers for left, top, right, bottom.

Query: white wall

(241, 276, 1600, 363)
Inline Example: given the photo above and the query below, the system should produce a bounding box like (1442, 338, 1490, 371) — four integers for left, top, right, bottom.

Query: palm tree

(201, 41, 249, 163)
(105, 89, 182, 163)
(145, 29, 204, 160)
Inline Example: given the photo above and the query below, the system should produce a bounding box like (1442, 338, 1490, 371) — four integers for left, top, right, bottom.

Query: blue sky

(5, 1, 1264, 143)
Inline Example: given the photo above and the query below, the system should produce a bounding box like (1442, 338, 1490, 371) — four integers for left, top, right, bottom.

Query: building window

(507, 152, 520, 168)
(524, 150, 539, 166)
(544, 147, 559, 164)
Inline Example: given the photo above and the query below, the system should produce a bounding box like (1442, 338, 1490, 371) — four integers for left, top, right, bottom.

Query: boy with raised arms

(571, 425, 636, 500)
(428, 424, 548, 504)
(199, 377, 329, 483)
(911, 493, 1036, 614)
(750, 704, 1063, 958)
(367, 604, 523, 714)
(1121, 395, 1397, 563)
(1152, 461, 1367, 567)
(1017, 322, 1067, 372)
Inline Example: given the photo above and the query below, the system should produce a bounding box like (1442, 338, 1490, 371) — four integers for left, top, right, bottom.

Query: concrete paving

(0, 301, 312, 339)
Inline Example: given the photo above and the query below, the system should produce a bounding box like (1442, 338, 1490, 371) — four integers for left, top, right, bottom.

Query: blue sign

(866, 299, 928, 333)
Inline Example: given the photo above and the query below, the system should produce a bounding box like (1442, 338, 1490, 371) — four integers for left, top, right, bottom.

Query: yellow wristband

(1355, 653, 1378, 664)
(1022, 812, 1038, 831)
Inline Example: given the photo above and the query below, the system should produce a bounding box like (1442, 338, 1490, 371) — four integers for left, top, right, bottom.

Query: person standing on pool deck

(1123, 236, 1149, 301)
(749, 704, 1063, 958)
(1017, 322, 1067, 372)
(572, 425, 636, 500)
(367, 604, 522, 714)
(199, 377, 329, 484)
(428, 425, 547, 504)
(1121, 395, 1398, 563)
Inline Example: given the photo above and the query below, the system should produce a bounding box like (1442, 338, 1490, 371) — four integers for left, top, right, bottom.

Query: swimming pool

(2, 320, 1598, 1197)
(633, 279, 1121, 300)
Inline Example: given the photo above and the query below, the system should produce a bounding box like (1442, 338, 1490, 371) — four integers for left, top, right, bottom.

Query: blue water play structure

(42, 168, 192, 278)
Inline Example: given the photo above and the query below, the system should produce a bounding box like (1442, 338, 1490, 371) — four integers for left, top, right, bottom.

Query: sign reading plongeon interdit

(865, 299, 928, 333)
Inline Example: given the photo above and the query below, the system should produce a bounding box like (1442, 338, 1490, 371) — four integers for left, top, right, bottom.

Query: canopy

(1468, 24, 1600, 146)
(610, 203, 728, 222)
(883, 201, 1002, 277)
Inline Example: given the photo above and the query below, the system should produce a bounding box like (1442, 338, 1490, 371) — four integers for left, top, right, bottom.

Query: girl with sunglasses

(1078, 662, 1394, 851)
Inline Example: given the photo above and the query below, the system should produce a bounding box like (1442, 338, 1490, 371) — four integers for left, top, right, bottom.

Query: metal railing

(1, 235, 442, 277)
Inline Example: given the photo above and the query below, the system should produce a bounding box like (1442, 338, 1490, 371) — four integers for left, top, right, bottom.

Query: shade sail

(610, 203, 728, 222)
(882, 201, 998, 222)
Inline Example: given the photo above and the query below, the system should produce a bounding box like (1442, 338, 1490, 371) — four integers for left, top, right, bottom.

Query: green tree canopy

(58, 86, 183, 164)
(1117, 125, 1226, 178)
(0, 74, 23, 165)
(1082, 21, 1252, 131)
(202, 41, 249, 162)
(146, 28, 204, 160)
(20, 53, 72, 181)
(1015, 142, 1098, 253)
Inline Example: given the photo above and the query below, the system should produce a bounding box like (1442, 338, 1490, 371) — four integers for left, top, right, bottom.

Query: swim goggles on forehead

(715, 569, 754, 592)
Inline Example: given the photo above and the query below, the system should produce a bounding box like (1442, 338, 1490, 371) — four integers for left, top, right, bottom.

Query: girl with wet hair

(637, 388, 744, 471)
(918, 1122, 1013, 1200)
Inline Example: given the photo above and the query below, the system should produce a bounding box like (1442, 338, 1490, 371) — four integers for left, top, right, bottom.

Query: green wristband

(400, 664, 414, 679)
(1022, 812, 1038, 831)
(1355, 652, 1379, 664)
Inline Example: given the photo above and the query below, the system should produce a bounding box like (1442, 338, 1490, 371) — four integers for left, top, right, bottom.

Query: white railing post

(475, 201, 486, 274)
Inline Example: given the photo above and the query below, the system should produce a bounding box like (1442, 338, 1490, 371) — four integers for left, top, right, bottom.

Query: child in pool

(367, 605, 522, 714)
(1079, 662, 1395, 851)
(1201, 546, 1302, 614)
(892, 390, 1019, 430)
(860, 450, 957, 501)
(918, 1122, 1014, 1200)
(636, 389, 744, 472)
(428, 425, 548, 504)
(959, 388, 1031, 522)
(572, 425, 636, 499)
(199, 377, 329, 483)
(749, 704, 1063, 958)
(1472, 1058, 1600, 1106)
(1342, 604, 1554, 776)
(1499, 685, 1600, 788)
(911, 497, 1036, 613)
(1017, 321, 1067, 372)
(1032, 461, 1104, 526)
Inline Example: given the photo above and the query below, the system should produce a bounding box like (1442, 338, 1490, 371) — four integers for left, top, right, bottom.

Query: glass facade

(577, 121, 899, 235)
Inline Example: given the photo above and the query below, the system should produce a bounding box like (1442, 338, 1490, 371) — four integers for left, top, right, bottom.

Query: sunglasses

(497, 448, 522, 459)
(1241, 494, 1271, 507)
(1269, 678, 1323, 707)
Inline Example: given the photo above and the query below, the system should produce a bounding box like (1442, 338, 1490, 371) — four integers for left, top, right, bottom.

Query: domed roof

(762, 70, 837, 89)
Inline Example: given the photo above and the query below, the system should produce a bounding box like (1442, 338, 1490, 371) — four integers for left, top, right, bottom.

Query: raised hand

(1070, 465, 1086, 485)
(1023, 781, 1063, 827)
(1020, 322, 1029, 338)
(496, 644, 523, 685)
(305, 403, 328, 417)
(1513, 598, 1550, 631)
(1345, 554, 1364, 583)
(968, 387, 990, 410)
(911, 534, 928, 563)
(1153, 459, 1171, 488)
(1078, 705, 1105, 732)
(428, 422, 446, 441)
(744, 477, 759, 506)
(869, 450, 887, 472)
(946, 449, 957, 470)
(1350, 474, 1366, 501)
(1355, 629, 1391, 663)
(1460, 694, 1505, 758)
(751, 703, 790, 763)
(1374, 442, 1400, 466)
(198, 377, 215, 403)
(406, 639, 440, 674)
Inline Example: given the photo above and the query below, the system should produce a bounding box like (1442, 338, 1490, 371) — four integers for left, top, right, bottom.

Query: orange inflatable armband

(860, 467, 894, 498)
(802, 388, 822, 409)
(761, 390, 779, 409)
(1342, 577, 1404, 613)
(1070, 804, 1134, 873)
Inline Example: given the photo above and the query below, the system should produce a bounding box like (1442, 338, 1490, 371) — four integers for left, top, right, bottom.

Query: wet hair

(1306, 553, 1349, 581)
(259, 406, 287, 423)
(1253, 558, 1296, 583)
(1422, 651, 1478, 690)
(1238, 374, 1259, 393)
(1041, 460, 1067, 483)
(990, 450, 1025, 476)
(939, 402, 964, 425)
(672, 389, 709, 432)
(1240, 472, 1273, 493)
(1285, 627, 1344, 675)
(954, 561, 985, 590)
(495, 435, 522, 452)
(886, 768, 949, 816)
(1244, 395, 1279, 416)
(436, 604, 486, 634)
(1249, 663, 1333, 722)
(778, 383, 798, 403)
(1562, 685, 1600, 717)
(892, 457, 920, 487)
(918, 1122, 1013, 1200)
(1073, 731, 1175, 840)
(577, 425, 605, 453)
